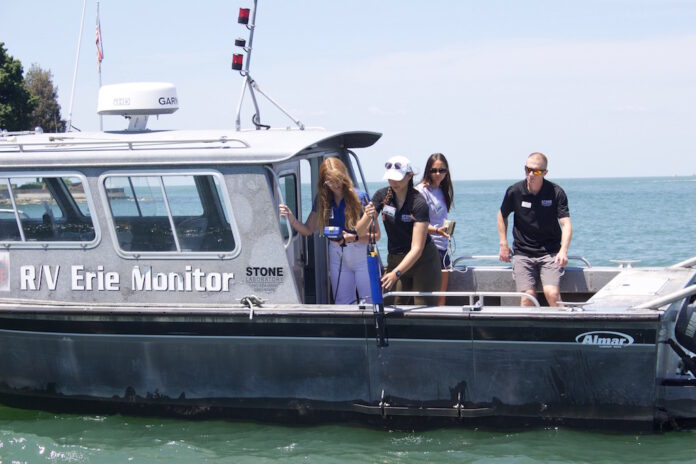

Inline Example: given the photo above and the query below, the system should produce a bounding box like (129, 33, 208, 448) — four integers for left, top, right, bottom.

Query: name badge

(521, 201, 532, 208)
(383, 205, 396, 217)
(401, 214, 414, 222)
(541, 199, 553, 207)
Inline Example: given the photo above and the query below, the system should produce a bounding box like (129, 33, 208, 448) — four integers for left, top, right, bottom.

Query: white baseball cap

(382, 156, 416, 181)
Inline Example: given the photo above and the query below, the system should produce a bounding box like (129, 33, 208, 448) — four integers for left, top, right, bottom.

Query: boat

(0, 3, 695, 430)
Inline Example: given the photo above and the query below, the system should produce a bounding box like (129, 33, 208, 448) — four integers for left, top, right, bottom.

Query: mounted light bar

(238, 8, 250, 24)
(232, 54, 244, 71)
(232, 0, 305, 131)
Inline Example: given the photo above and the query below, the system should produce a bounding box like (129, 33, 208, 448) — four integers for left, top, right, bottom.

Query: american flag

(96, 14, 104, 72)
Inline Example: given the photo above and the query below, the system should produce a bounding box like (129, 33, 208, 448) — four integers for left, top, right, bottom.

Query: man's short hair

(528, 152, 548, 169)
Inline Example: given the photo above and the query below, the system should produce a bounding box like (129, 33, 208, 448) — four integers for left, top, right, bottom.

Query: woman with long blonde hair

(280, 157, 380, 304)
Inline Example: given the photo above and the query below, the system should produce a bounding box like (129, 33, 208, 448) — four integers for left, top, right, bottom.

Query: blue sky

(2, 0, 696, 180)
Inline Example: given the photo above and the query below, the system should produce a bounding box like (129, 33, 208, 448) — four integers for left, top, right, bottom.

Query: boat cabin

(0, 128, 384, 306)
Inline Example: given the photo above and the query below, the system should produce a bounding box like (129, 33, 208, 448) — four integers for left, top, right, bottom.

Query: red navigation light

(238, 8, 250, 24)
(232, 53, 244, 71)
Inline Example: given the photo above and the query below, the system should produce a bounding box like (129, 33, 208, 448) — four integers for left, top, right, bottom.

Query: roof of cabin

(0, 128, 382, 168)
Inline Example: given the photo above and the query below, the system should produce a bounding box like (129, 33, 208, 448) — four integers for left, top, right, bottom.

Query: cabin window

(0, 175, 96, 245)
(279, 174, 297, 239)
(103, 173, 237, 255)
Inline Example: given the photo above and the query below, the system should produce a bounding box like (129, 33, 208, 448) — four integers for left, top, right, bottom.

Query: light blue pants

(329, 241, 372, 304)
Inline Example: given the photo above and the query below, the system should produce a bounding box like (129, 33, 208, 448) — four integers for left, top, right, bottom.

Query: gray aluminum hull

(0, 304, 676, 428)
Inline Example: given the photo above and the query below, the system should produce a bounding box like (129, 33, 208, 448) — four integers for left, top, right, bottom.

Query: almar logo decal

(575, 331, 634, 348)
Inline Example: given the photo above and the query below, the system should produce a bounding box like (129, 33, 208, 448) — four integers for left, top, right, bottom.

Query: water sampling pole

(367, 217, 388, 347)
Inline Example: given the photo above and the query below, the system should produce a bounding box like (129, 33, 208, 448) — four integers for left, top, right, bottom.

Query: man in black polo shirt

(497, 152, 572, 307)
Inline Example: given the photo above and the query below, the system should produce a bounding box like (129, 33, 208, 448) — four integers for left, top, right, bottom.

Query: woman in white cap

(356, 156, 441, 305)
(280, 157, 380, 304)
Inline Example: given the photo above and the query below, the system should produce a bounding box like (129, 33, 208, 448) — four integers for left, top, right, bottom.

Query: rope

(239, 295, 265, 308)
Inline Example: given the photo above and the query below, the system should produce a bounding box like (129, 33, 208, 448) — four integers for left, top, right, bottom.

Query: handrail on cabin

(382, 291, 541, 307)
(670, 255, 696, 270)
(0, 136, 249, 152)
(632, 284, 696, 310)
(347, 149, 371, 199)
(452, 254, 591, 270)
(264, 166, 292, 250)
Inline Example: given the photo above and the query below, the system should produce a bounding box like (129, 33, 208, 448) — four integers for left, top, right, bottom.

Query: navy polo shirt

(500, 179, 569, 257)
(312, 189, 369, 232)
(372, 186, 431, 255)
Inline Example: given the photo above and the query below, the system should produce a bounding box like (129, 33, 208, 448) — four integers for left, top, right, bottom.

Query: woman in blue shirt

(280, 157, 379, 304)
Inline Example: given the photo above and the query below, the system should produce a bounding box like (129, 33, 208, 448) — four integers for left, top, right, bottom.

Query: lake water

(1, 176, 695, 463)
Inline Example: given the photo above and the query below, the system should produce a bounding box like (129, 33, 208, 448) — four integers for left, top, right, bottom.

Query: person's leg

(334, 265, 357, 304)
(411, 243, 442, 306)
(437, 248, 450, 306)
(540, 254, 563, 307)
(386, 253, 408, 305)
(346, 243, 372, 304)
(543, 285, 561, 307)
(512, 255, 540, 307)
(328, 244, 343, 303)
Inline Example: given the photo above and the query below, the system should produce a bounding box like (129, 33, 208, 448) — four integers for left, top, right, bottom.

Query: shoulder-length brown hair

(419, 152, 454, 211)
(316, 157, 362, 230)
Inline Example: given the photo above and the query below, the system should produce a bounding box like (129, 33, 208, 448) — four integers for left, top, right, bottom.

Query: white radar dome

(97, 82, 179, 116)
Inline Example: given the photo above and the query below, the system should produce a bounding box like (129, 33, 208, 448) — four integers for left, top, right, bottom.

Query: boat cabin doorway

(273, 151, 371, 305)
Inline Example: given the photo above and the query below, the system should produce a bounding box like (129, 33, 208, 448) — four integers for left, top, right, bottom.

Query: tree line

(0, 42, 66, 132)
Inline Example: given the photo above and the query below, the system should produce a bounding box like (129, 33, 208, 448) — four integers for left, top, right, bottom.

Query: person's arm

(356, 202, 376, 236)
(279, 204, 317, 237)
(497, 210, 511, 262)
(345, 218, 380, 244)
(381, 221, 428, 291)
(428, 224, 449, 237)
(555, 217, 572, 266)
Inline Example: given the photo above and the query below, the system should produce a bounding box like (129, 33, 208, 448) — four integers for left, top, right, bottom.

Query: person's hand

(499, 244, 511, 262)
(435, 225, 450, 238)
(364, 202, 376, 219)
(342, 231, 358, 244)
(279, 204, 295, 224)
(555, 251, 568, 267)
(381, 270, 399, 291)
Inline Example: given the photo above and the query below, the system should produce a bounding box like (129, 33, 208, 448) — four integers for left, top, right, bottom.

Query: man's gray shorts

(512, 254, 563, 292)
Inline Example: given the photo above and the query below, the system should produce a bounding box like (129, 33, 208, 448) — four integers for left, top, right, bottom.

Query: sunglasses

(524, 166, 546, 176)
(430, 168, 448, 174)
(385, 162, 403, 170)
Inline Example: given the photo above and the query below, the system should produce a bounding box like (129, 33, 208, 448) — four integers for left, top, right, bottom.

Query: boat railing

(670, 255, 696, 269)
(347, 149, 371, 198)
(608, 259, 641, 268)
(264, 165, 292, 250)
(632, 283, 696, 310)
(0, 136, 249, 153)
(452, 254, 592, 271)
(382, 291, 540, 308)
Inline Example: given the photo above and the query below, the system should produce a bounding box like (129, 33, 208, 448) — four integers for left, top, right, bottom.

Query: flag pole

(66, 0, 87, 133)
(97, 2, 103, 131)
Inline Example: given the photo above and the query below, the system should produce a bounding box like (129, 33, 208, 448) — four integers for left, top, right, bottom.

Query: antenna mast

(66, 0, 88, 132)
(232, 0, 304, 131)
